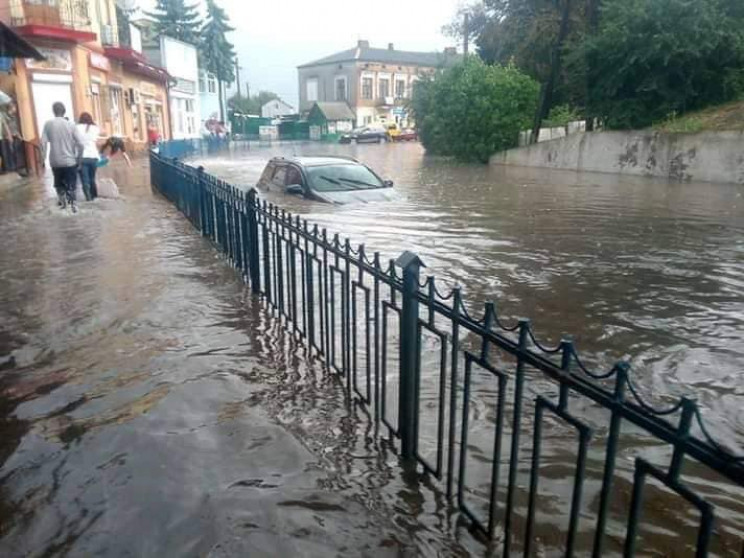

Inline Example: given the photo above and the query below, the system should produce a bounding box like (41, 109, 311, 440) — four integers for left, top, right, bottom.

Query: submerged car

(338, 127, 388, 144)
(256, 156, 396, 204)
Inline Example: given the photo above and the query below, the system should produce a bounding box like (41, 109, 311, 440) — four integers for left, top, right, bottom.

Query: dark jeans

(52, 165, 77, 203)
(79, 158, 98, 200)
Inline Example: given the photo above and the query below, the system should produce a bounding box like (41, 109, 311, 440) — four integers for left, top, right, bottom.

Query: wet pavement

(1, 143, 743, 556)
(0, 160, 473, 557)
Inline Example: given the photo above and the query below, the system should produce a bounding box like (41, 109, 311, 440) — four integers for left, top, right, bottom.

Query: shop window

(109, 87, 123, 136)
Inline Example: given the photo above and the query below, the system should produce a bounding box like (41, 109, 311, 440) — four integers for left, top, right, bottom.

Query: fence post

(197, 166, 207, 236)
(246, 189, 260, 292)
(396, 250, 425, 461)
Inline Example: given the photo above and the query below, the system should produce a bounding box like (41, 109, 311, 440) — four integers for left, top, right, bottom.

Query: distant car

(395, 128, 418, 142)
(256, 156, 397, 204)
(338, 127, 388, 144)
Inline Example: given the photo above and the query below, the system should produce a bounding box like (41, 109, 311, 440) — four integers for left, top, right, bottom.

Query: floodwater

(0, 142, 741, 556)
(194, 141, 744, 555)
(0, 161, 471, 556)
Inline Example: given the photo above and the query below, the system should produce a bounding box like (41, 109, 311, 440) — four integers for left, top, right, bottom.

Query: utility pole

(245, 82, 250, 100)
(463, 12, 469, 56)
(235, 57, 243, 98)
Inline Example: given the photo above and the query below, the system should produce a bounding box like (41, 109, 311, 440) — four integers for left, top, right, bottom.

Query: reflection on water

(195, 141, 744, 555)
(197, 142, 744, 445)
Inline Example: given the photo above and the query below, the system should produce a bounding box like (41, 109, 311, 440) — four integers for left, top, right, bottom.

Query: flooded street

(197, 142, 744, 448)
(0, 143, 742, 556)
(0, 161, 473, 556)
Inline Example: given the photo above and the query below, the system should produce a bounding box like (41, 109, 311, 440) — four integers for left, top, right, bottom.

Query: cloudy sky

(139, 0, 464, 108)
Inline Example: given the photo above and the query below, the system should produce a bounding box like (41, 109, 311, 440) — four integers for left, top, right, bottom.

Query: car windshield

(307, 164, 385, 192)
(351, 128, 366, 134)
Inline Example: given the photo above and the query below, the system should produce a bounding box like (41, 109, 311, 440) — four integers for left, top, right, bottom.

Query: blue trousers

(79, 159, 98, 200)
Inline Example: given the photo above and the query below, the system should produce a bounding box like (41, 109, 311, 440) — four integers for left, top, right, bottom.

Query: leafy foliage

(410, 58, 539, 162)
(575, 0, 744, 129)
(145, 0, 202, 45)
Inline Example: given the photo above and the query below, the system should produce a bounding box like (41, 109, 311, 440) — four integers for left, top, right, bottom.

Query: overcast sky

(139, 0, 464, 108)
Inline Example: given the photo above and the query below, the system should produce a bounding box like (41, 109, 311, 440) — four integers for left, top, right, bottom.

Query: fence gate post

(246, 189, 261, 293)
(197, 166, 207, 236)
(396, 250, 426, 461)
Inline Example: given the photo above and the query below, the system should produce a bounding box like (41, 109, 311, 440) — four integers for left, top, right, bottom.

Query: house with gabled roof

(297, 40, 459, 128)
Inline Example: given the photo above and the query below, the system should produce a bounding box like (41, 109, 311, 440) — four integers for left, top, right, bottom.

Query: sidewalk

(0, 161, 443, 556)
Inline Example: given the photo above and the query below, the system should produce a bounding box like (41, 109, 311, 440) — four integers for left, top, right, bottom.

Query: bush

(578, 0, 744, 129)
(410, 58, 539, 162)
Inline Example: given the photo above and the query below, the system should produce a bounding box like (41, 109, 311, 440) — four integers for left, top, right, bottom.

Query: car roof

(269, 156, 360, 168)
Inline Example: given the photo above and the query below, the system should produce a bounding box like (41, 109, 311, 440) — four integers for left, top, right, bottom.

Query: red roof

(104, 47, 170, 83)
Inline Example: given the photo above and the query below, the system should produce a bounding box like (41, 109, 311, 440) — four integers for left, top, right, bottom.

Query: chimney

(357, 40, 369, 49)
(388, 43, 394, 50)
(444, 47, 457, 56)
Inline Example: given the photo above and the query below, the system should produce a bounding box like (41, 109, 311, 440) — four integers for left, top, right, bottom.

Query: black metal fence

(150, 149, 744, 556)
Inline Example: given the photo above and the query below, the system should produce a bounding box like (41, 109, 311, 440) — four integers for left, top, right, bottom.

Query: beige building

(0, 0, 170, 169)
(297, 40, 458, 128)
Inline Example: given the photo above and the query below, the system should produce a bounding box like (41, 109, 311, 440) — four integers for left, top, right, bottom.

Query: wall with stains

(490, 130, 744, 185)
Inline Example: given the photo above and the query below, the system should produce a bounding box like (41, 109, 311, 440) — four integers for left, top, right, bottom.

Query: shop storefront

(104, 46, 170, 150)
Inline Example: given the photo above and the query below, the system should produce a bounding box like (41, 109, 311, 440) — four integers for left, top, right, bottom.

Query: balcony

(10, 0, 97, 43)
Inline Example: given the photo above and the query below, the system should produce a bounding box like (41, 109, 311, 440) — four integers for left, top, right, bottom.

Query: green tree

(410, 58, 539, 162)
(201, 0, 236, 121)
(575, 0, 744, 129)
(145, 0, 202, 45)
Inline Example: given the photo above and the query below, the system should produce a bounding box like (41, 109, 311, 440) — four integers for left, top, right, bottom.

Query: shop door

(32, 81, 73, 140)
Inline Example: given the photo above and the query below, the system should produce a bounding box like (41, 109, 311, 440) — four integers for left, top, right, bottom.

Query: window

(207, 74, 217, 94)
(90, 84, 102, 130)
(306, 164, 384, 193)
(285, 166, 303, 187)
(361, 77, 373, 100)
(198, 73, 206, 93)
(334, 76, 347, 101)
(306, 78, 318, 102)
(379, 78, 389, 99)
(363, 115, 372, 125)
(271, 165, 287, 187)
(395, 79, 406, 99)
(109, 87, 123, 136)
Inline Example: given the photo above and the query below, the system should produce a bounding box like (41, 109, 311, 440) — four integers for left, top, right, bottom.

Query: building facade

(297, 40, 457, 127)
(0, 0, 170, 162)
(144, 35, 199, 140)
(261, 98, 294, 119)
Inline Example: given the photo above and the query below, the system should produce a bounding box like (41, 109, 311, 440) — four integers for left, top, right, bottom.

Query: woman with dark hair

(76, 112, 100, 200)
(99, 136, 132, 167)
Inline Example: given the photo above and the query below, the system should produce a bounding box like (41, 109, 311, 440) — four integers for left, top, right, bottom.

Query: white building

(261, 98, 295, 119)
(144, 36, 200, 139)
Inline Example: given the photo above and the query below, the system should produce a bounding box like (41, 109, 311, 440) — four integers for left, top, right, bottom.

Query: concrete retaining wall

(490, 130, 744, 184)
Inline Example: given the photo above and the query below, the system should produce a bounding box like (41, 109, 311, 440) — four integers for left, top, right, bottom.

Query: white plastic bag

(97, 177, 120, 199)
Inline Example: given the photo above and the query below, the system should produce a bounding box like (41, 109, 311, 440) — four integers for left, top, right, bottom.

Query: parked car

(395, 128, 418, 142)
(256, 156, 397, 204)
(338, 127, 388, 144)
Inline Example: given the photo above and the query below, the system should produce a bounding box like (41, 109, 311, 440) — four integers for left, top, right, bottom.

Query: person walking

(40, 102, 83, 211)
(76, 112, 99, 201)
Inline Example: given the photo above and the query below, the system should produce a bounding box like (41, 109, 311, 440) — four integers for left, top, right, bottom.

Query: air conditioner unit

(100, 24, 116, 46)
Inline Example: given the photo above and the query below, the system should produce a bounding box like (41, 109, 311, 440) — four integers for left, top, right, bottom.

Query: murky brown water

(1, 143, 742, 557)
(194, 141, 744, 555)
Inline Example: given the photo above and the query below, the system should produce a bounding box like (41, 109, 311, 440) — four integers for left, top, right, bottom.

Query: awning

(104, 46, 170, 84)
(0, 22, 44, 60)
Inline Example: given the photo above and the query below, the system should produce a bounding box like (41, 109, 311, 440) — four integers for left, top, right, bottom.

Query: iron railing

(150, 148, 744, 556)
(10, 0, 91, 31)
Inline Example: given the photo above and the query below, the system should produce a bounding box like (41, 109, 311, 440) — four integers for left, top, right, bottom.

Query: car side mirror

(286, 184, 304, 195)
(383, 179, 394, 188)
